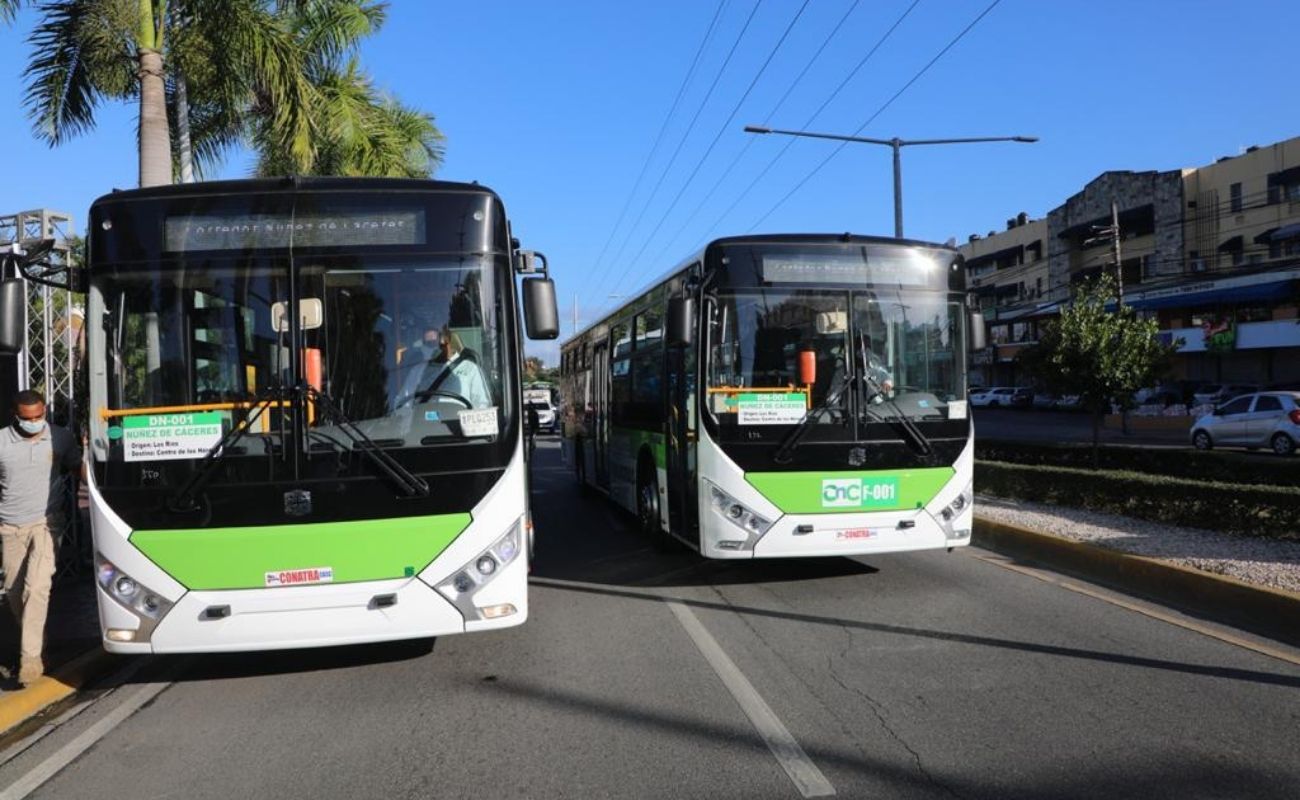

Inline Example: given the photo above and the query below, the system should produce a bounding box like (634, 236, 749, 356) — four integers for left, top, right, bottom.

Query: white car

(1191, 391, 1300, 455)
(970, 387, 1017, 408)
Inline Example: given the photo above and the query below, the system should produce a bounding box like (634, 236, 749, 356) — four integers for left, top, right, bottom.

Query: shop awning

(1254, 223, 1300, 244)
(1126, 278, 1297, 311)
(1217, 235, 1243, 252)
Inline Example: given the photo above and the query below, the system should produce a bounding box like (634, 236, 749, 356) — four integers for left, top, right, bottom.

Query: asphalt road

(2, 439, 1298, 799)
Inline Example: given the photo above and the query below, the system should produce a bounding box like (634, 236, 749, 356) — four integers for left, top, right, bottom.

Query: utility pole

(1110, 200, 1123, 307)
(1086, 199, 1124, 307)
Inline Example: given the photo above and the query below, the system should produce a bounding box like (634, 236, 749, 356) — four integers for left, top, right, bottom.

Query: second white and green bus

(559, 234, 982, 558)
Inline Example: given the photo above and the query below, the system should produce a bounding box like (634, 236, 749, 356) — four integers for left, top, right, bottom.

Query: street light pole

(743, 125, 1038, 239)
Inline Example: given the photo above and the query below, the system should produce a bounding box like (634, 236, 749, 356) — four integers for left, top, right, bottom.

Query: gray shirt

(0, 423, 81, 526)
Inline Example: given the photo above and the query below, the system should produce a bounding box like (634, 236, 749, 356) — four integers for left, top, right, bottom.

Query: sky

(2, 0, 1298, 365)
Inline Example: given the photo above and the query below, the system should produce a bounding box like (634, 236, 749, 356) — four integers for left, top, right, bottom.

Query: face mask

(16, 418, 45, 436)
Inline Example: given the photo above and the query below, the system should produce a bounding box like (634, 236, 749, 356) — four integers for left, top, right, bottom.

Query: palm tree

(22, 0, 315, 187)
(189, 0, 444, 179)
(253, 57, 445, 178)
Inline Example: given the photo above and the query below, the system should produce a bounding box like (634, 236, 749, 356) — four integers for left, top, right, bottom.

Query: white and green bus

(1, 177, 560, 652)
(559, 234, 983, 558)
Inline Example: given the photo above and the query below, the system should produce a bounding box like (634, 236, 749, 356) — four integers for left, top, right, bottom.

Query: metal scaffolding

(0, 208, 79, 423)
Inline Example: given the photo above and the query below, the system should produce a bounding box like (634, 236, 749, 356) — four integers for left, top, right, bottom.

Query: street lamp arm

(741, 124, 895, 147)
(894, 135, 1039, 147)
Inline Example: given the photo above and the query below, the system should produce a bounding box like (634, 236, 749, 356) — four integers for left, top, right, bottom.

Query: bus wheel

(637, 464, 662, 545)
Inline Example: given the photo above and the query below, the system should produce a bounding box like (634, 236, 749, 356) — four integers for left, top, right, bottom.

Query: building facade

(961, 135, 1300, 391)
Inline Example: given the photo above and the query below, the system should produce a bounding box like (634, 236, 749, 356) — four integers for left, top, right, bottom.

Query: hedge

(976, 460, 1300, 541)
(976, 439, 1300, 488)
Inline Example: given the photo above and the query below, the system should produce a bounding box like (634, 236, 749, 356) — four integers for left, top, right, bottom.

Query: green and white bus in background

(559, 234, 984, 558)
(1, 177, 559, 652)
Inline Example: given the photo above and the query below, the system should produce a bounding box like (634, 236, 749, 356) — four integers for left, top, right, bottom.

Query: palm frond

(23, 0, 134, 144)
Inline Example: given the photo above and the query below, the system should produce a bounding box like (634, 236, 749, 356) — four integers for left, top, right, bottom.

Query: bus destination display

(164, 209, 426, 251)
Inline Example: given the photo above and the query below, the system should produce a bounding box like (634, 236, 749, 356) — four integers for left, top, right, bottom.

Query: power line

(747, 0, 1003, 232)
(588, 0, 766, 307)
(587, 0, 729, 276)
(606, 0, 813, 301)
(689, 0, 922, 249)
(641, 0, 864, 275)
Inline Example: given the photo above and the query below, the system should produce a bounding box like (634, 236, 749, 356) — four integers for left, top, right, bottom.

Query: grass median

(977, 439, 1300, 488)
(975, 460, 1300, 541)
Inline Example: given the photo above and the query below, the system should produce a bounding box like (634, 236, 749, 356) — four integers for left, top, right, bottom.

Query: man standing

(0, 390, 82, 687)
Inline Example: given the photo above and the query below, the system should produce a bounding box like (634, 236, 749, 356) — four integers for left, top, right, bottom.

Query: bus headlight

(95, 553, 174, 633)
(932, 484, 973, 540)
(435, 519, 523, 621)
(705, 481, 774, 547)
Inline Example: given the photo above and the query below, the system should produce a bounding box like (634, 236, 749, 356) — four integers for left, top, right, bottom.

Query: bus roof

(89, 177, 501, 208)
(563, 232, 960, 348)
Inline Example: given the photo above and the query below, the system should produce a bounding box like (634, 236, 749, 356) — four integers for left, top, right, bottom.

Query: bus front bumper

(97, 555, 529, 654)
(703, 507, 972, 559)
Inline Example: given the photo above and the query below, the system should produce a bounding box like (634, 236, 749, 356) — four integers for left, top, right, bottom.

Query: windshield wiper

(856, 332, 932, 456)
(308, 387, 430, 498)
(772, 373, 853, 465)
(170, 386, 289, 512)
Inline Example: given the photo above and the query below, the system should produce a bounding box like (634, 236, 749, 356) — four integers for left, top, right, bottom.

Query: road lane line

(0, 677, 173, 800)
(665, 599, 836, 798)
(969, 552, 1300, 667)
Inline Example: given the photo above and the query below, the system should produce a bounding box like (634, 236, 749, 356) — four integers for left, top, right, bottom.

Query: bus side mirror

(968, 311, 987, 352)
(0, 279, 24, 354)
(667, 296, 693, 348)
(522, 277, 560, 340)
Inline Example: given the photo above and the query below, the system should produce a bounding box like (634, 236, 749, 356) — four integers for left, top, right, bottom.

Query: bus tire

(638, 456, 674, 551)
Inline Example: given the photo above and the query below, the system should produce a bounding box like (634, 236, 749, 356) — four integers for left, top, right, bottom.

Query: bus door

(665, 338, 699, 546)
(592, 341, 610, 488)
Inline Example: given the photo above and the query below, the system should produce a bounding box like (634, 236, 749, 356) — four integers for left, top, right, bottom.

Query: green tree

(1018, 276, 1178, 466)
(18, 1, 440, 186)
(178, 0, 442, 180)
(22, 0, 311, 187)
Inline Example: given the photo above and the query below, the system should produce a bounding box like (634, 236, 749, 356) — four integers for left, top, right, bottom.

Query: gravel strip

(974, 495, 1300, 595)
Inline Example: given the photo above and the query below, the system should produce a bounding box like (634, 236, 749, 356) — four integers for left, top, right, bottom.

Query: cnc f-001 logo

(820, 477, 899, 509)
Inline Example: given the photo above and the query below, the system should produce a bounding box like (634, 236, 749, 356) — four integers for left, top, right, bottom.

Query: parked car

(970, 387, 1017, 408)
(1134, 386, 1182, 407)
(1190, 391, 1300, 455)
(1009, 387, 1034, 408)
(1032, 391, 1058, 410)
(1193, 383, 1260, 407)
(1056, 394, 1083, 411)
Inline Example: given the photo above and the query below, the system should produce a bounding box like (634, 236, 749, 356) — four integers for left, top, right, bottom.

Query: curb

(0, 645, 118, 736)
(973, 515, 1300, 648)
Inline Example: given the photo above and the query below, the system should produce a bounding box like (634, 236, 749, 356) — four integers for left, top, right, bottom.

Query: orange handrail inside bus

(98, 400, 293, 422)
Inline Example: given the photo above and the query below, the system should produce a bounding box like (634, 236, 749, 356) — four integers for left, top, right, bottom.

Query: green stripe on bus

(610, 426, 667, 468)
(129, 514, 472, 590)
(745, 468, 955, 514)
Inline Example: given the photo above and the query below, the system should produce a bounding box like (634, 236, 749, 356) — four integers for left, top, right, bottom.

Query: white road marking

(0, 677, 172, 800)
(666, 599, 836, 798)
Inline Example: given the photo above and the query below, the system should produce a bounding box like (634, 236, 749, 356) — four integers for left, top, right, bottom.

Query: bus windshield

(705, 288, 965, 428)
(96, 253, 512, 470)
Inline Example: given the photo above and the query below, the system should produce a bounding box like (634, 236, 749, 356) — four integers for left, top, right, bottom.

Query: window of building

(1230, 182, 1243, 213)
